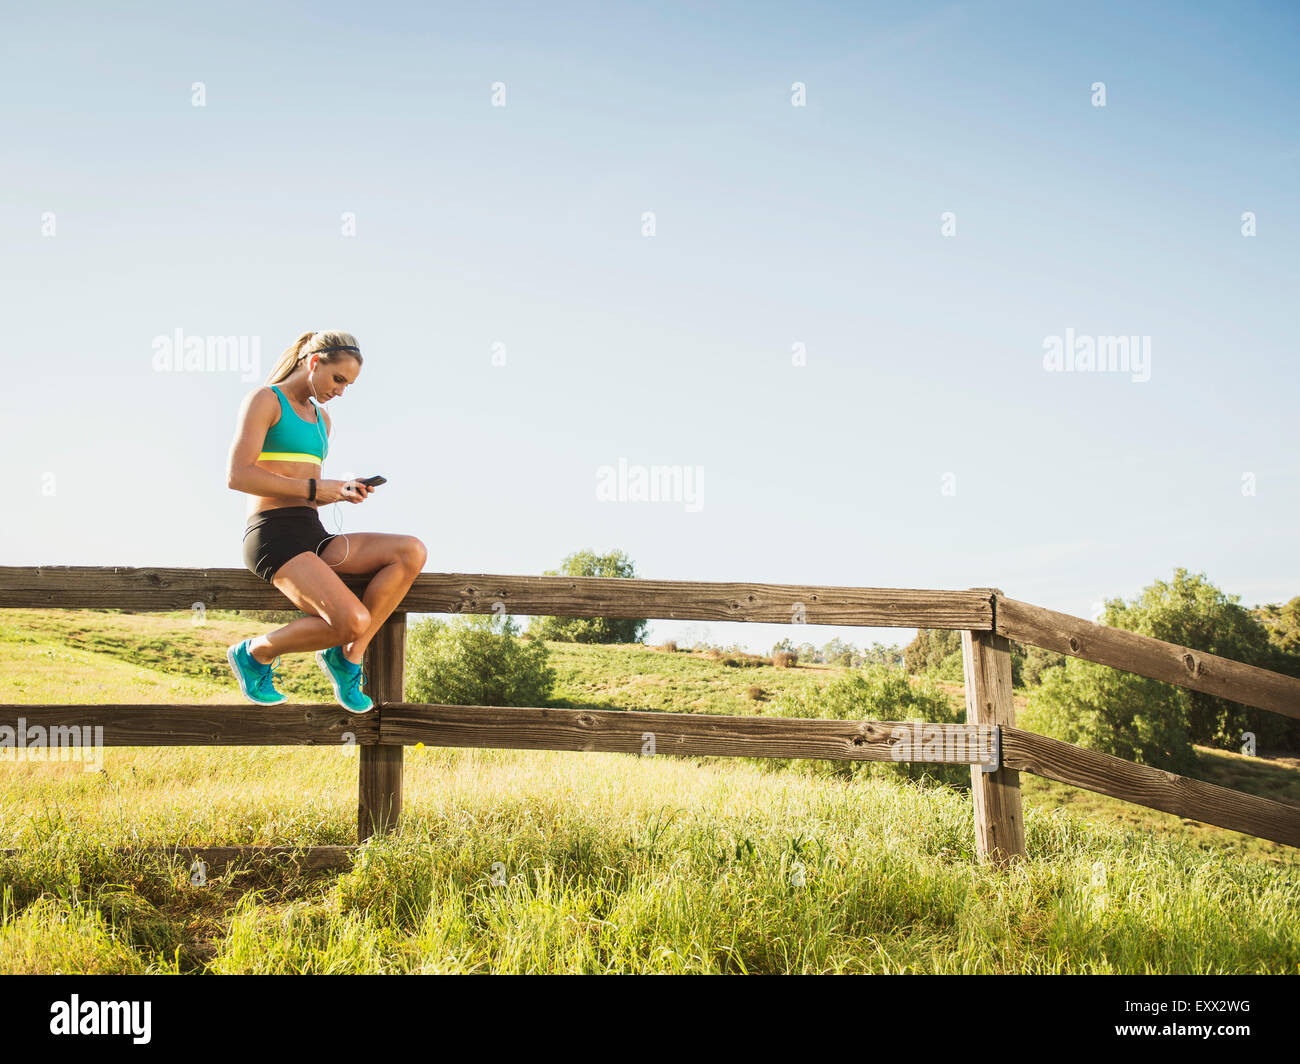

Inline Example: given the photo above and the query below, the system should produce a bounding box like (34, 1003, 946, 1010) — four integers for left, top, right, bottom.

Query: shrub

(762, 664, 969, 788)
(1020, 659, 1198, 775)
(771, 651, 797, 669)
(406, 615, 556, 708)
(930, 651, 965, 684)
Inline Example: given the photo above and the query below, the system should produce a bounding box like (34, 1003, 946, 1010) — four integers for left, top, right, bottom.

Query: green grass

(1, 608, 1297, 974)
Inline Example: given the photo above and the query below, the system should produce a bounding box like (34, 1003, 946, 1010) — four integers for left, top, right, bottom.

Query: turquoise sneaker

(226, 638, 287, 705)
(315, 646, 373, 714)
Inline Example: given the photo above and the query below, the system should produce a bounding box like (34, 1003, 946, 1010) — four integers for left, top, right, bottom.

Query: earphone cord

(309, 385, 350, 568)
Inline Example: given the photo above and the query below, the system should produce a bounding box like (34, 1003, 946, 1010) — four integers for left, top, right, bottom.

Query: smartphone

(358, 475, 387, 487)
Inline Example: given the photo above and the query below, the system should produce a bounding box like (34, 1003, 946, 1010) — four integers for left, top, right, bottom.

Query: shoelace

(255, 655, 285, 697)
(343, 666, 368, 700)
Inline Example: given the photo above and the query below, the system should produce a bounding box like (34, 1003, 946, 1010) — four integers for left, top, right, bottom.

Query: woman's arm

(226, 388, 311, 499)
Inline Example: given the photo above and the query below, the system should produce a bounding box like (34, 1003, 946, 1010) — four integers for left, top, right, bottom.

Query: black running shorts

(242, 506, 340, 583)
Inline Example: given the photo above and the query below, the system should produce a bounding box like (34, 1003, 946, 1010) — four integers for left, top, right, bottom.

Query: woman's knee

(337, 604, 372, 642)
(400, 536, 427, 572)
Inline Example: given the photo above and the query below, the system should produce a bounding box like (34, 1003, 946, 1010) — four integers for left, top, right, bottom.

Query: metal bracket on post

(980, 725, 1002, 774)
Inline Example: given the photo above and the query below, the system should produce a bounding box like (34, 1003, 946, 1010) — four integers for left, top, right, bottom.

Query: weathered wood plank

(357, 746, 401, 842)
(0, 567, 994, 629)
(962, 626, 1027, 865)
(359, 615, 404, 841)
(997, 597, 1300, 720)
(378, 703, 998, 764)
(1002, 726, 1300, 848)
(0, 705, 377, 746)
(0, 702, 1000, 764)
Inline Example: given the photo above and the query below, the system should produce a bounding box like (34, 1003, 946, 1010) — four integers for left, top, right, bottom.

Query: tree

(903, 628, 962, 675)
(1255, 597, 1300, 656)
(407, 614, 555, 707)
(1016, 642, 1067, 687)
(860, 641, 906, 668)
(524, 549, 649, 644)
(1021, 569, 1300, 766)
(821, 637, 857, 667)
(1101, 569, 1293, 749)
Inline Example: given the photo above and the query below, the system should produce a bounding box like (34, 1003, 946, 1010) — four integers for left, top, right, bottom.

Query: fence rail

(0, 567, 995, 629)
(0, 704, 1000, 760)
(1, 567, 1297, 864)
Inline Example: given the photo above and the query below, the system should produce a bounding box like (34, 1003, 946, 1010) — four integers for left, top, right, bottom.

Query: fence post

(961, 593, 1026, 865)
(359, 611, 404, 842)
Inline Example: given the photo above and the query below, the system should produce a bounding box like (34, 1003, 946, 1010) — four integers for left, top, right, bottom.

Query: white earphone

(306, 355, 350, 568)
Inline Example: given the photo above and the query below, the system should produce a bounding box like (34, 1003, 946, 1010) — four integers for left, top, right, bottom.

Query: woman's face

(310, 355, 361, 401)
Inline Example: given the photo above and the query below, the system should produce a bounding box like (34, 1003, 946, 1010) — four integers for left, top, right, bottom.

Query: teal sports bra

(257, 385, 329, 464)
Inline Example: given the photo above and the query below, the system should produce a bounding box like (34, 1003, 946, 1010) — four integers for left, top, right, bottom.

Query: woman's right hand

(315, 478, 373, 505)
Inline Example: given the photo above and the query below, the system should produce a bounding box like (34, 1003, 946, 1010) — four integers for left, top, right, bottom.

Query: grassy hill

(1, 608, 1297, 974)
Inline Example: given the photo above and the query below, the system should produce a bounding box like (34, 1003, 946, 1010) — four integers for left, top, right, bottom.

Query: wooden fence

(1, 566, 1297, 873)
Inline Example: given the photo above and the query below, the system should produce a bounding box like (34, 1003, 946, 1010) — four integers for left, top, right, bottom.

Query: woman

(224, 330, 427, 712)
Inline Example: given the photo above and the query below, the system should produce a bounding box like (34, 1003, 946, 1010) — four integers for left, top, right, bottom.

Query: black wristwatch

(308, 477, 316, 502)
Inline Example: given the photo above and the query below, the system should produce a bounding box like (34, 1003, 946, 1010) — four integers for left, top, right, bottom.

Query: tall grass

(1, 610, 1298, 973)
(3, 746, 1298, 973)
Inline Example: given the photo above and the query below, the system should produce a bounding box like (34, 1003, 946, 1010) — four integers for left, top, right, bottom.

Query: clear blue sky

(3, 1, 1296, 653)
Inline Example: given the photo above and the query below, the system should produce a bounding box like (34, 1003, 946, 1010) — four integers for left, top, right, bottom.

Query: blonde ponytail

(265, 330, 363, 385)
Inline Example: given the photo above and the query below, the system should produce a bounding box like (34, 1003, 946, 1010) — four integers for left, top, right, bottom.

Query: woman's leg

(248, 533, 427, 663)
(314, 533, 428, 664)
(247, 615, 340, 663)
(247, 551, 374, 662)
